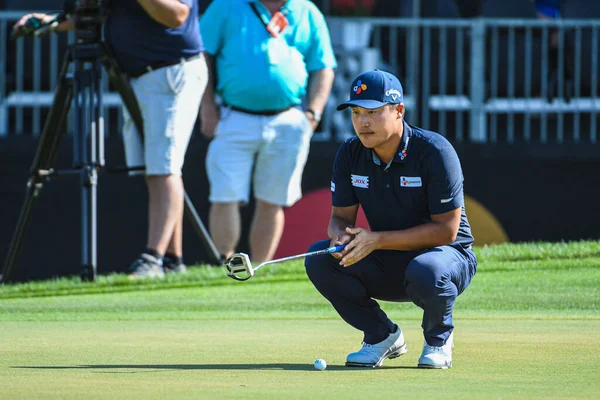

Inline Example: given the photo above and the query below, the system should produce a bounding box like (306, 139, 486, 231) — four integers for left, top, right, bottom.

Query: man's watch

(306, 108, 322, 123)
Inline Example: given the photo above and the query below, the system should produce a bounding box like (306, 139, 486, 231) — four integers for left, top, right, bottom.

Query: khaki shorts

(206, 106, 313, 207)
(122, 55, 207, 175)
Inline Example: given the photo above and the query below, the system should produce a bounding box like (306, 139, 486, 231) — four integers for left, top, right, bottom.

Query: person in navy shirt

(13, 1, 208, 278)
(304, 70, 477, 369)
(105, 1, 208, 278)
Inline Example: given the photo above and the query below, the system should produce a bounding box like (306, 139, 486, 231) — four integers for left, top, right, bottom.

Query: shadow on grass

(13, 363, 421, 372)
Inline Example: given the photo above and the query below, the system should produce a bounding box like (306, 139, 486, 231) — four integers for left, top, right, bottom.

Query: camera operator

(12, 1, 208, 278)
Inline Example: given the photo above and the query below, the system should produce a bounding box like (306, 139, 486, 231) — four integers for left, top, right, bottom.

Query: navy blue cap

(336, 69, 404, 111)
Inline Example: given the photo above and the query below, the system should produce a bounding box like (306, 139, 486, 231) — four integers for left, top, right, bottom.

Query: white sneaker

(418, 332, 454, 369)
(127, 253, 165, 279)
(345, 327, 408, 368)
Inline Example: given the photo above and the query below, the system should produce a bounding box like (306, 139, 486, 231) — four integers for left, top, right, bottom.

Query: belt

(225, 104, 294, 116)
(129, 53, 203, 79)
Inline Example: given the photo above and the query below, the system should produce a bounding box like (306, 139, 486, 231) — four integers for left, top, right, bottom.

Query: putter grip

(328, 244, 347, 253)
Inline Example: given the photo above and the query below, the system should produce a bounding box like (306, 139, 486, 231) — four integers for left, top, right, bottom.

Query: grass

(0, 240, 599, 399)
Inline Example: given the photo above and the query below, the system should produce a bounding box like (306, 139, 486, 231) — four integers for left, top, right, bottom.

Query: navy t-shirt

(331, 122, 474, 249)
(104, 0, 203, 76)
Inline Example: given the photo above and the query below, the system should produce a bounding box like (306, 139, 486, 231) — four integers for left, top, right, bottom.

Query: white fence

(327, 17, 599, 144)
(0, 11, 123, 138)
(1, 12, 599, 143)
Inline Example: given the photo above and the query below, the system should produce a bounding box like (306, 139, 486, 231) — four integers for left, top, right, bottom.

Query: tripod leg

(102, 47, 222, 265)
(32, 51, 74, 176)
(72, 58, 101, 282)
(80, 164, 98, 281)
(1, 52, 74, 283)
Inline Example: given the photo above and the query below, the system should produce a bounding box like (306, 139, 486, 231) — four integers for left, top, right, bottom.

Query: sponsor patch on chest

(400, 176, 422, 187)
(351, 174, 369, 188)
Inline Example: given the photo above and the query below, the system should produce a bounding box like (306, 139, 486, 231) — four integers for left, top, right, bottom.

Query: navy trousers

(304, 240, 477, 346)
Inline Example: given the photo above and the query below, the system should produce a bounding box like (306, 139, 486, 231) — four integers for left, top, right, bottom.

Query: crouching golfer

(305, 70, 477, 369)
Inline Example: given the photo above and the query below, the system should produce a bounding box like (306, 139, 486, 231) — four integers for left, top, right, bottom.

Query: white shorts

(122, 55, 207, 176)
(206, 106, 313, 207)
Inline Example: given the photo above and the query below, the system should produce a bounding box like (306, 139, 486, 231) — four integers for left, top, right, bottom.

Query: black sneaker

(163, 257, 187, 274)
(128, 253, 165, 278)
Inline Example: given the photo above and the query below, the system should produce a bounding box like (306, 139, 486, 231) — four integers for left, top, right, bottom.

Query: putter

(225, 244, 347, 281)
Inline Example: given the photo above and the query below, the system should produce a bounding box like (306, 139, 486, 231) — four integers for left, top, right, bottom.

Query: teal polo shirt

(200, 0, 337, 111)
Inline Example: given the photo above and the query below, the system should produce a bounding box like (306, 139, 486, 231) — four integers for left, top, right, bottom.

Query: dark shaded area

(1, 135, 599, 282)
(12, 363, 420, 371)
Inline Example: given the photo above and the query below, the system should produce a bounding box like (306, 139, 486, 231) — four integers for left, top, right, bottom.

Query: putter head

(224, 253, 254, 281)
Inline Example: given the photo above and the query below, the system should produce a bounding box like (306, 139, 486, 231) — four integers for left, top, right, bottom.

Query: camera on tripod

(2, 0, 221, 284)
(10, 0, 108, 40)
(68, 0, 108, 42)
(3, 0, 116, 283)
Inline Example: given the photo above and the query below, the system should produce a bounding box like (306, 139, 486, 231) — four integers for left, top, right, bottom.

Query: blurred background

(0, 0, 599, 281)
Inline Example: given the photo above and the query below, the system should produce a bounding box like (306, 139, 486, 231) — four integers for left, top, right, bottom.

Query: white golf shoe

(418, 332, 454, 369)
(345, 326, 408, 368)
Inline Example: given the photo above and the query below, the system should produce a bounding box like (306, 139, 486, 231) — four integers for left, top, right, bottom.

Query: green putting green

(1, 241, 599, 399)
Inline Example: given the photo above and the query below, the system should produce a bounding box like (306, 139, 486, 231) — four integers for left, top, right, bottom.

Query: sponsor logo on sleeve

(400, 176, 422, 187)
(331, 181, 336, 192)
(351, 174, 369, 189)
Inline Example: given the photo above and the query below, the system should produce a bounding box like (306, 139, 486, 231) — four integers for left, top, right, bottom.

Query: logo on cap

(386, 89, 402, 101)
(353, 80, 367, 95)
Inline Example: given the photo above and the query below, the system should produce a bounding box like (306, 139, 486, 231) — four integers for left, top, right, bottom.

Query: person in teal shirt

(200, 0, 336, 264)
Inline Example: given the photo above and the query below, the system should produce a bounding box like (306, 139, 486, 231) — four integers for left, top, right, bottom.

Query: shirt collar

(246, 0, 291, 4)
(370, 120, 412, 167)
(246, 0, 293, 13)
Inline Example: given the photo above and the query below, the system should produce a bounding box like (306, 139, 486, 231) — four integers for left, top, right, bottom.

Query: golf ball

(314, 358, 327, 370)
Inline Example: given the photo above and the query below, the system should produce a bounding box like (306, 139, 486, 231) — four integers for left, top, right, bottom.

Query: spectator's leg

(136, 57, 207, 258)
(252, 108, 312, 262)
(165, 209, 183, 259)
(209, 202, 241, 260)
(146, 175, 184, 255)
(205, 108, 263, 259)
(249, 200, 284, 263)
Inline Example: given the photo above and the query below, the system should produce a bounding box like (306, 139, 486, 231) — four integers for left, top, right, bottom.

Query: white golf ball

(314, 358, 327, 370)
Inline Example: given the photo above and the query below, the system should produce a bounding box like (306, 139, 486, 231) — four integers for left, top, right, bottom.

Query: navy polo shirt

(331, 122, 474, 249)
(104, 0, 203, 76)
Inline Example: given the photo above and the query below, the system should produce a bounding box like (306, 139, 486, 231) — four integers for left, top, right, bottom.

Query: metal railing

(1, 12, 599, 144)
(327, 17, 600, 144)
(0, 11, 123, 138)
